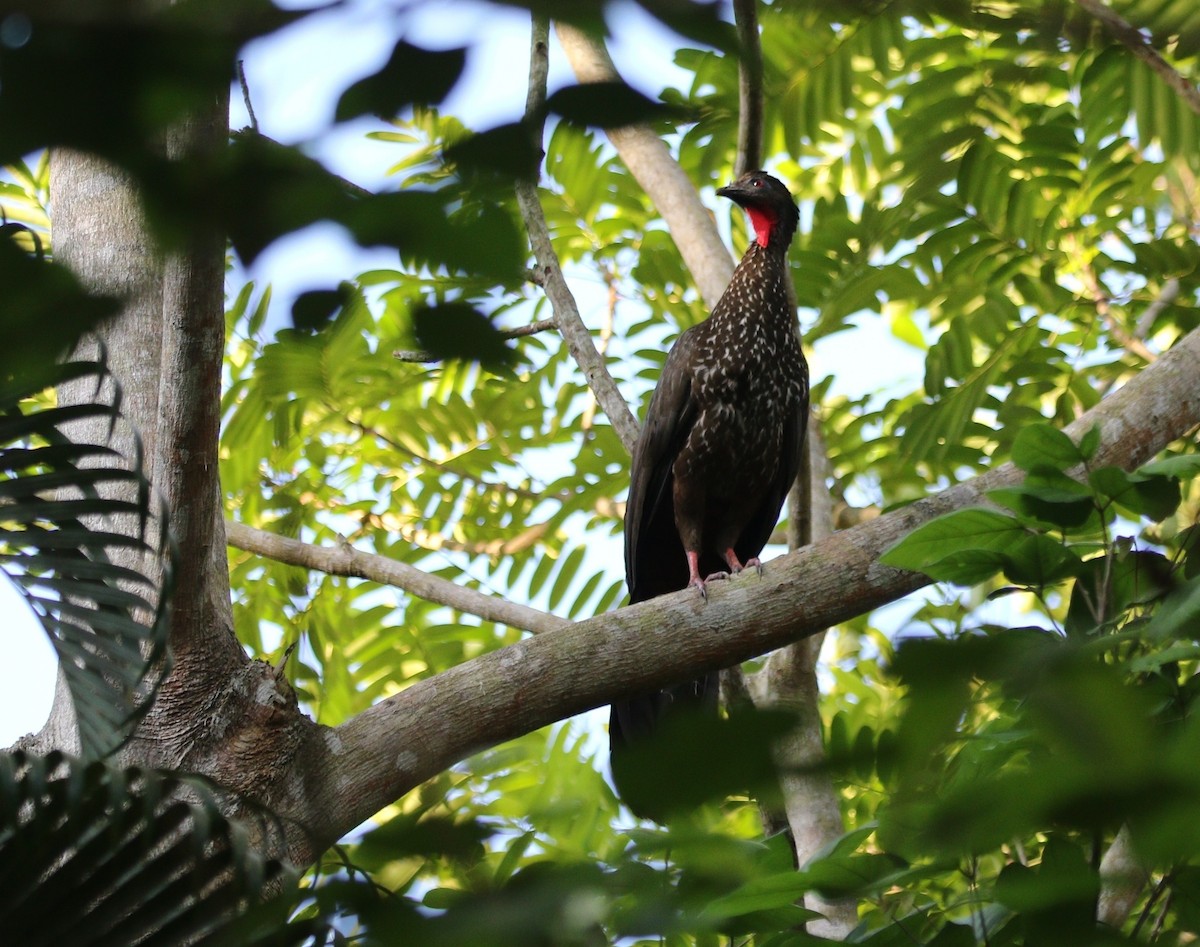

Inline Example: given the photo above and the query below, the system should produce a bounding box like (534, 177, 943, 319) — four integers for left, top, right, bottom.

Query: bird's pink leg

(686, 550, 729, 600)
(723, 549, 764, 576)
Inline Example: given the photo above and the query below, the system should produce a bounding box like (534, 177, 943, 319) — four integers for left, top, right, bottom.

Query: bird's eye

(752, 179, 763, 187)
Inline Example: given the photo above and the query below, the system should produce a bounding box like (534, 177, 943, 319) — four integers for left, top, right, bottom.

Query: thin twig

(732, 0, 764, 176)
(514, 15, 640, 453)
(225, 519, 566, 635)
(1075, 0, 1200, 116)
(1066, 233, 1158, 363)
(237, 60, 259, 133)
(391, 317, 560, 363)
(1135, 277, 1179, 339)
(229, 129, 374, 200)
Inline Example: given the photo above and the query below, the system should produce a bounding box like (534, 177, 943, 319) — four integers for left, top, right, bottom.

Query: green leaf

(881, 508, 1080, 586)
(1142, 574, 1200, 643)
(988, 467, 1095, 529)
(335, 41, 466, 121)
(1065, 551, 1172, 637)
(545, 81, 683, 129)
(411, 302, 518, 371)
(291, 286, 349, 333)
(1088, 465, 1180, 521)
(444, 122, 541, 181)
(1141, 453, 1200, 481)
(355, 814, 490, 870)
(1012, 423, 1086, 473)
(699, 872, 823, 923)
(0, 355, 173, 761)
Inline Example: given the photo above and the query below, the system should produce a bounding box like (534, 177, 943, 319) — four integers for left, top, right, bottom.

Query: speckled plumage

(610, 172, 810, 791)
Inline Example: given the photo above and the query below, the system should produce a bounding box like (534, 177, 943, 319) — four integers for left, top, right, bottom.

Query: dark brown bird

(610, 171, 809, 802)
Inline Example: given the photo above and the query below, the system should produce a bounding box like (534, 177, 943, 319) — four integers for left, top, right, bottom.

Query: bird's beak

(717, 180, 753, 204)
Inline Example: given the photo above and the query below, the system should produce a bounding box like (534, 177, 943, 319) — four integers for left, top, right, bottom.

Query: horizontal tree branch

(279, 324, 1200, 855)
(225, 519, 565, 636)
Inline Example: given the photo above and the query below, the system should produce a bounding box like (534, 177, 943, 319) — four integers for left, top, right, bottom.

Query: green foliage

(0, 349, 173, 761)
(208, 0, 1199, 940)
(0, 750, 327, 946)
(3, 0, 1199, 942)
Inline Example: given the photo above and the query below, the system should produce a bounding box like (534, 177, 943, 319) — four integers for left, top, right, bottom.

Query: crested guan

(610, 171, 809, 810)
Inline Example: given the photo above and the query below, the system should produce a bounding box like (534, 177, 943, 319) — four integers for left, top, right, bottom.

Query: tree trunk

(36, 92, 319, 862)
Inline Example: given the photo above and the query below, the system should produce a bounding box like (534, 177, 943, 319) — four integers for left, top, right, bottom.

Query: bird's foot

(722, 549, 763, 577)
(688, 571, 730, 601)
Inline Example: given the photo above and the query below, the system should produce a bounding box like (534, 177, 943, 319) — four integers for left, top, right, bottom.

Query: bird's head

(717, 171, 799, 250)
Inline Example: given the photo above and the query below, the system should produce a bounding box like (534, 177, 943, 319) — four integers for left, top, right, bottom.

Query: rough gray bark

(45, 149, 167, 758)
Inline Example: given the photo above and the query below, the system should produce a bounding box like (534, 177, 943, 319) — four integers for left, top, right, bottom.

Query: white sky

(1, 0, 922, 747)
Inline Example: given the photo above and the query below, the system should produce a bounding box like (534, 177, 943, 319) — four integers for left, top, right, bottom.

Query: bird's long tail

(609, 671, 720, 818)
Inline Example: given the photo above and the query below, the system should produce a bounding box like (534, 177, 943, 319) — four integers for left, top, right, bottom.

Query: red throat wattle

(746, 205, 776, 248)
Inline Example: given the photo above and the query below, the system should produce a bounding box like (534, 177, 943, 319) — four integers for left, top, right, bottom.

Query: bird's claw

(690, 571, 731, 601)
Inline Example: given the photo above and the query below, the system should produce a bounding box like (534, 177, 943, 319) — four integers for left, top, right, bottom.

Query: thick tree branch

(555, 22, 736, 309)
(225, 520, 565, 636)
(157, 90, 243, 668)
(515, 16, 640, 453)
(1075, 0, 1200, 116)
(732, 0, 764, 176)
(277, 326, 1200, 854)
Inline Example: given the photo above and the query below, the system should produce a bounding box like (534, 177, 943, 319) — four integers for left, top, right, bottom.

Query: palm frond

(0, 750, 330, 947)
(0, 352, 174, 760)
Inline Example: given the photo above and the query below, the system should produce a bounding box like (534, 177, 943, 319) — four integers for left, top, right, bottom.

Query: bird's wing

(624, 329, 700, 602)
(734, 359, 810, 563)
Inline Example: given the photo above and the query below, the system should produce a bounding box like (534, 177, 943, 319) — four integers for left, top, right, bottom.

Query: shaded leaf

(0, 354, 173, 760)
(336, 41, 466, 121)
(0, 751, 327, 946)
(545, 81, 683, 129)
(412, 302, 518, 371)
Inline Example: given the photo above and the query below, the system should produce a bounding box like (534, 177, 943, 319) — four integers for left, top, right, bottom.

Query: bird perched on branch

(610, 171, 809, 805)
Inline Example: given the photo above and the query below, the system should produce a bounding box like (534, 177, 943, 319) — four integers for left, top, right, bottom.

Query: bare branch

(1135, 277, 1180, 339)
(767, 419, 857, 938)
(555, 22, 735, 309)
(732, 0, 764, 176)
(288, 325, 1200, 853)
(1066, 234, 1158, 363)
(236, 60, 259, 133)
(1075, 0, 1200, 116)
(515, 15, 640, 454)
(225, 519, 566, 636)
